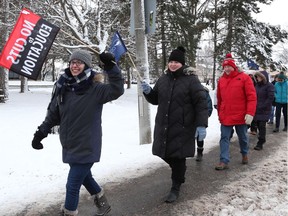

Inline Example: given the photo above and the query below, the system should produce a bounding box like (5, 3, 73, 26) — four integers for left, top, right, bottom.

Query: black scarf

(55, 67, 95, 103)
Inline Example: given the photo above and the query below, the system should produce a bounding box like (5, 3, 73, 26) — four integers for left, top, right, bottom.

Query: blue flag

(247, 59, 259, 70)
(109, 31, 127, 62)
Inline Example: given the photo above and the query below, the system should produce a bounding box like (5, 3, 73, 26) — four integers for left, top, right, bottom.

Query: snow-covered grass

(1, 82, 287, 216)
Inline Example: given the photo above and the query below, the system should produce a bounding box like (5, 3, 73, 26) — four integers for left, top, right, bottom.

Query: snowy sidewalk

(16, 123, 288, 216)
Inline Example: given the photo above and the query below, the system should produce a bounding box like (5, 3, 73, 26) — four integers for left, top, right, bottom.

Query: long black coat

(254, 71, 275, 121)
(144, 66, 208, 159)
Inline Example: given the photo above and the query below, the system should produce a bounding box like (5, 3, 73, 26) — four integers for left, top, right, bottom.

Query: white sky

(255, 0, 288, 29)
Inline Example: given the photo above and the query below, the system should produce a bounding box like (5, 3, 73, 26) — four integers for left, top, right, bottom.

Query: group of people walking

(31, 47, 287, 215)
(250, 71, 288, 150)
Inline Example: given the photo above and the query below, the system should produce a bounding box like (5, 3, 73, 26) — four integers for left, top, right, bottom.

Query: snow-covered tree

(207, 0, 288, 67)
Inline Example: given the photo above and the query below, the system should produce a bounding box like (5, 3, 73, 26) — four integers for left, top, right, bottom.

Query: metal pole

(133, 0, 152, 144)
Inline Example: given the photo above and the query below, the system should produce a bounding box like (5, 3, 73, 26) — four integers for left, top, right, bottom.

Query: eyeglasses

(70, 60, 84, 66)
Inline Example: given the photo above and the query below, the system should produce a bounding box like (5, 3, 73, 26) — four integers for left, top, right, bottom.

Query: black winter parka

(38, 66, 124, 164)
(144, 66, 208, 159)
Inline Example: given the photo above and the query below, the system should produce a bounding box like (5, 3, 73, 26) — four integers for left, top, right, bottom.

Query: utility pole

(133, 0, 152, 144)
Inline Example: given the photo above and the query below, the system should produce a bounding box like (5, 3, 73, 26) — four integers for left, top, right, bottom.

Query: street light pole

(133, 0, 152, 144)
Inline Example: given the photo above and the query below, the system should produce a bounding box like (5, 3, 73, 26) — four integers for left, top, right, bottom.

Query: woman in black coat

(31, 50, 124, 216)
(253, 70, 275, 150)
(141, 46, 208, 203)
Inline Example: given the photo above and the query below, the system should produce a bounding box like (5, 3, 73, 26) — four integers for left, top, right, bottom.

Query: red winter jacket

(217, 70, 256, 126)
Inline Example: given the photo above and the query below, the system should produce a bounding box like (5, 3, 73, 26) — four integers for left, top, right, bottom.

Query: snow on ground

(0, 81, 287, 216)
(171, 142, 288, 216)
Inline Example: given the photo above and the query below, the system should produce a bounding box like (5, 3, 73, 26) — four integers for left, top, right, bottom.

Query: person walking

(31, 50, 124, 216)
(273, 73, 288, 132)
(267, 75, 278, 124)
(196, 85, 213, 161)
(253, 71, 275, 150)
(248, 73, 257, 135)
(213, 78, 234, 140)
(141, 46, 208, 203)
(215, 53, 256, 170)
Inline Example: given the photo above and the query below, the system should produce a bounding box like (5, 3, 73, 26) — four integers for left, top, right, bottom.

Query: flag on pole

(247, 59, 259, 70)
(0, 8, 60, 80)
(109, 31, 127, 62)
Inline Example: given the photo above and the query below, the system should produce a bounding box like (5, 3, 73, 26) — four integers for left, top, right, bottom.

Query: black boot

(165, 180, 181, 203)
(254, 140, 265, 151)
(254, 144, 263, 150)
(196, 148, 203, 162)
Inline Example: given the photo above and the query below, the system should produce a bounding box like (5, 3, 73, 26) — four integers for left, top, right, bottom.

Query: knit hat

(277, 73, 287, 80)
(222, 53, 237, 70)
(168, 46, 186, 65)
(69, 50, 92, 68)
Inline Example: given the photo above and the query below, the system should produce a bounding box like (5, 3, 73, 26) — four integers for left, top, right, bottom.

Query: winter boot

(196, 147, 203, 162)
(273, 128, 279, 132)
(242, 155, 248, 164)
(94, 189, 111, 216)
(165, 180, 181, 203)
(254, 140, 265, 150)
(254, 145, 263, 150)
(60, 204, 78, 216)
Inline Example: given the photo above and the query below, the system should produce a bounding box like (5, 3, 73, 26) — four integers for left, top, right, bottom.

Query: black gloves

(99, 51, 116, 71)
(32, 129, 46, 150)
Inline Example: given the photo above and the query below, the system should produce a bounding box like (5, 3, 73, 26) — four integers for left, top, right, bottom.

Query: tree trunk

(212, 0, 219, 90)
(20, 76, 28, 93)
(0, 0, 9, 101)
(160, 0, 167, 72)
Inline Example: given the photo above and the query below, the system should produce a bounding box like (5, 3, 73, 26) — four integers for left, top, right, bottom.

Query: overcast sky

(255, 0, 288, 29)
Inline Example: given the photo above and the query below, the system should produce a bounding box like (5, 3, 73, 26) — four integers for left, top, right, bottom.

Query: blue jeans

(65, 163, 101, 211)
(269, 106, 275, 122)
(219, 124, 249, 164)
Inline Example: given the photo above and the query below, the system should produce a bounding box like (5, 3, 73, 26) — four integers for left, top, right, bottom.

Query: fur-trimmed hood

(183, 66, 198, 75)
(164, 66, 197, 76)
(93, 73, 104, 83)
(255, 70, 269, 84)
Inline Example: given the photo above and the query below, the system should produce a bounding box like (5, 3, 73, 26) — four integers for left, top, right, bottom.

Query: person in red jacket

(215, 53, 257, 170)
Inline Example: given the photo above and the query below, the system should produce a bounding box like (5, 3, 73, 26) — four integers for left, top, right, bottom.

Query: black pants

(275, 103, 288, 128)
(250, 120, 257, 132)
(196, 137, 204, 149)
(163, 158, 186, 184)
(255, 120, 267, 145)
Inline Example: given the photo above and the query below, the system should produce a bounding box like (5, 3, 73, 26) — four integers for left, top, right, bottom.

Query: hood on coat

(183, 66, 197, 76)
(164, 66, 197, 76)
(278, 73, 287, 81)
(255, 70, 269, 84)
(93, 73, 104, 83)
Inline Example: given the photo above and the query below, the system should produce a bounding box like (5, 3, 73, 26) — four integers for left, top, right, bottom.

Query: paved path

(17, 124, 287, 216)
